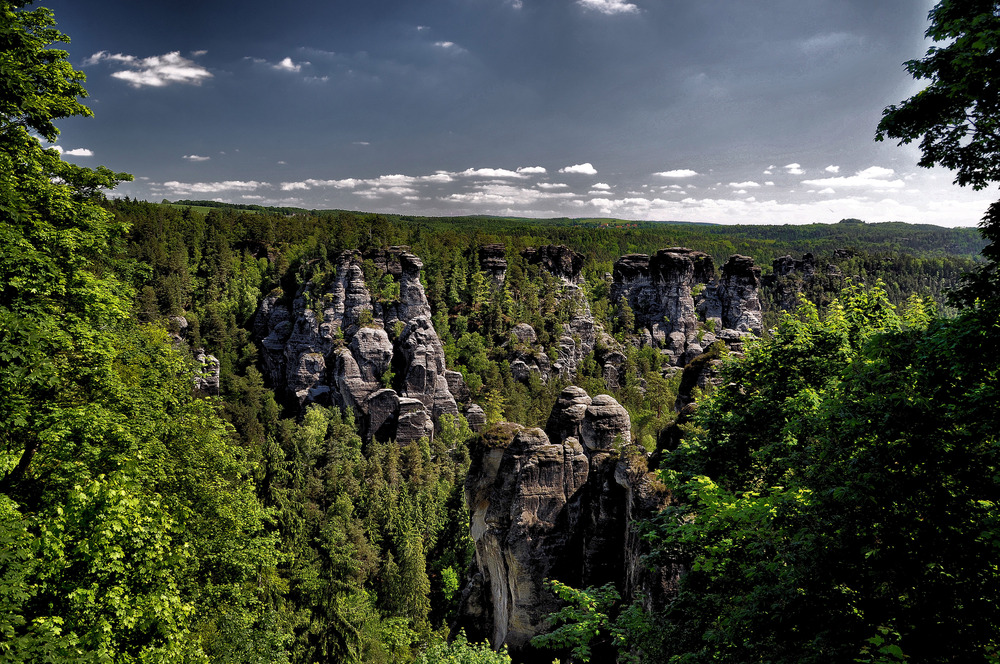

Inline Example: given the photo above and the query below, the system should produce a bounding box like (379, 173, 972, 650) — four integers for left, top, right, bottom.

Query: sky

(41, 0, 999, 226)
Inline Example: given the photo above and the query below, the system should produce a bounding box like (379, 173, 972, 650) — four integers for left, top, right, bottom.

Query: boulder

(396, 397, 434, 443)
(193, 348, 220, 395)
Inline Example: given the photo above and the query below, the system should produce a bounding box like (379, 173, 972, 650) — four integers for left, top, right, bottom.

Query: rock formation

(193, 348, 221, 395)
(762, 252, 845, 312)
(521, 245, 585, 285)
(457, 387, 673, 660)
(500, 245, 622, 383)
(479, 244, 508, 291)
(255, 247, 475, 442)
(612, 248, 762, 365)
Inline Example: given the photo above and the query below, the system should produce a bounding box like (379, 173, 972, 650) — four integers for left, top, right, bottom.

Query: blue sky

(43, 0, 997, 225)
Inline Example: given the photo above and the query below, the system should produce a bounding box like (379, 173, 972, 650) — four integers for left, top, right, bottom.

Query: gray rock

(193, 348, 220, 395)
(510, 323, 537, 345)
(396, 397, 434, 443)
(612, 248, 763, 366)
(252, 249, 466, 444)
(510, 359, 532, 383)
(521, 245, 585, 284)
(479, 244, 508, 291)
(348, 326, 393, 384)
(445, 369, 472, 405)
(367, 388, 400, 442)
(465, 403, 487, 432)
(580, 394, 631, 451)
(545, 386, 592, 443)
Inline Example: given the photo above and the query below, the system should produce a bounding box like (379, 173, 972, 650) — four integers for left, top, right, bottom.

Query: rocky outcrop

(193, 348, 221, 395)
(612, 248, 762, 365)
(700, 254, 763, 336)
(611, 248, 715, 355)
(522, 245, 584, 284)
(763, 252, 846, 312)
(479, 244, 508, 291)
(255, 247, 475, 442)
(503, 246, 622, 383)
(458, 388, 672, 660)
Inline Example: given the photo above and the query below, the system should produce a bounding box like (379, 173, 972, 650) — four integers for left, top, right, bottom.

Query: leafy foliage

(877, 0, 1000, 304)
(530, 580, 622, 663)
(414, 631, 511, 664)
(645, 289, 1000, 663)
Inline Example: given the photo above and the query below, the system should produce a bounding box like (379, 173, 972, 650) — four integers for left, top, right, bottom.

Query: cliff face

(254, 247, 475, 442)
(458, 387, 672, 659)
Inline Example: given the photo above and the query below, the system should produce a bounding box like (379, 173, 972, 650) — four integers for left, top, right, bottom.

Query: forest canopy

(2, 0, 1000, 663)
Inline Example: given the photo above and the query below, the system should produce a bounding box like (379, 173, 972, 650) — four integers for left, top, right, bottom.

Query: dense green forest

(2, 0, 999, 662)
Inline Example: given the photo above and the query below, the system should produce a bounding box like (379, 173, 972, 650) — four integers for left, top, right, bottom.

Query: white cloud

(191, 50, 208, 57)
(577, 0, 639, 15)
(51, 146, 94, 156)
(86, 51, 212, 88)
(764, 181, 775, 186)
(825, 165, 840, 173)
(856, 166, 896, 179)
(460, 167, 525, 178)
(802, 166, 904, 189)
(728, 181, 760, 188)
(537, 182, 569, 189)
(422, 172, 455, 183)
(183, 154, 210, 162)
(274, 57, 308, 72)
(161, 180, 266, 194)
(354, 186, 418, 198)
(784, 163, 805, 175)
(445, 183, 576, 206)
(516, 166, 547, 174)
(434, 41, 456, 49)
(560, 162, 598, 175)
(592, 182, 611, 190)
(280, 172, 455, 192)
(655, 169, 698, 178)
